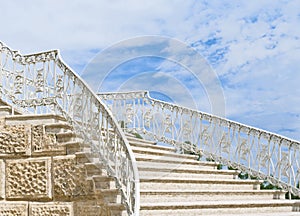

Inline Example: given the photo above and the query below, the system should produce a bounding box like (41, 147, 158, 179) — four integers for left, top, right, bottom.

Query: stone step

(92, 175, 116, 189)
(0, 106, 13, 116)
(124, 132, 136, 137)
(138, 167, 239, 179)
(56, 131, 77, 143)
(64, 141, 89, 155)
(217, 213, 300, 216)
(129, 141, 177, 153)
(139, 200, 298, 216)
(5, 114, 66, 125)
(136, 157, 217, 171)
(109, 203, 127, 216)
(0, 104, 22, 116)
(75, 152, 96, 164)
(95, 188, 121, 203)
(140, 178, 263, 191)
(135, 153, 210, 166)
(85, 162, 107, 176)
(132, 146, 200, 160)
(137, 161, 217, 171)
(126, 135, 157, 145)
(140, 190, 286, 203)
(44, 122, 73, 133)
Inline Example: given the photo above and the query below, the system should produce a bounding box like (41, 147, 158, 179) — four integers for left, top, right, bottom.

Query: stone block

(74, 201, 111, 216)
(31, 125, 65, 155)
(0, 125, 30, 157)
(53, 155, 93, 200)
(6, 157, 52, 200)
(0, 160, 4, 199)
(30, 202, 73, 216)
(0, 201, 28, 216)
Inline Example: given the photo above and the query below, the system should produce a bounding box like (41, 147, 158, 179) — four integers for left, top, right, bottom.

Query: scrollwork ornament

(183, 119, 191, 137)
(14, 71, 24, 94)
(126, 104, 134, 123)
(144, 108, 152, 128)
(73, 95, 83, 118)
(280, 152, 290, 177)
(237, 138, 249, 160)
(219, 133, 231, 154)
(164, 114, 172, 133)
(35, 68, 44, 92)
(201, 126, 211, 146)
(55, 75, 64, 98)
(257, 144, 269, 168)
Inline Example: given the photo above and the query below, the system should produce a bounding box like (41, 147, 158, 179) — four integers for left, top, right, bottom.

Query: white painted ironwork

(0, 42, 140, 215)
(98, 90, 300, 197)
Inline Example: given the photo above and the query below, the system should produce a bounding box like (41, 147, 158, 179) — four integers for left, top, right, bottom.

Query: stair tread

(5, 113, 66, 121)
(126, 135, 157, 145)
(132, 146, 184, 155)
(135, 154, 210, 164)
(96, 188, 119, 193)
(63, 140, 89, 146)
(140, 189, 285, 194)
(141, 199, 297, 207)
(129, 142, 176, 152)
(138, 166, 238, 174)
(0, 105, 22, 114)
(107, 203, 126, 210)
(140, 177, 263, 183)
(0, 106, 12, 110)
(217, 213, 300, 216)
(45, 122, 73, 129)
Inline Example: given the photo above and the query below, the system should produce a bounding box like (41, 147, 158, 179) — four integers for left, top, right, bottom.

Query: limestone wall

(0, 117, 111, 216)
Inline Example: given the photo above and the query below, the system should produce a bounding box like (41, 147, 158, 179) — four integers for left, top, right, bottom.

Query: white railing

(0, 42, 140, 215)
(98, 90, 300, 198)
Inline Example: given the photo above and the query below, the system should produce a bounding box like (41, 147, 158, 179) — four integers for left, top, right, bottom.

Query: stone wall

(0, 116, 111, 216)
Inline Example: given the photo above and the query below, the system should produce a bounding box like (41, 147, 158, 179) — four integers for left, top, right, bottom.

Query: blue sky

(1, 0, 300, 140)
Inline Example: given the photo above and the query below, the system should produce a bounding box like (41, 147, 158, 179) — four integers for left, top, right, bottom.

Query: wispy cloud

(1, 0, 299, 140)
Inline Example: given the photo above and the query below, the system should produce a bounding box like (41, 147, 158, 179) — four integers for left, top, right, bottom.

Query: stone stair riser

(93, 181, 116, 190)
(132, 148, 198, 160)
(135, 154, 215, 167)
(5, 114, 66, 125)
(139, 205, 294, 216)
(139, 171, 237, 180)
(99, 191, 121, 203)
(0, 107, 12, 116)
(56, 132, 77, 143)
(140, 181, 261, 191)
(140, 192, 285, 203)
(129, 142, 176, 152)
(76, 153, 96, 164)
(44, 124, 72, 133)
(137, 161, 217, 170)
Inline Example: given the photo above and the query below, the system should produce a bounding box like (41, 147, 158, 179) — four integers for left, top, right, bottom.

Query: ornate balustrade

(0, 42, 140, 215)
(98, 91, 300, 198)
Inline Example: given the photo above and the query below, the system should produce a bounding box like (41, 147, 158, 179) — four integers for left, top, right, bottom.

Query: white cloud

(0, 0, 299, 140)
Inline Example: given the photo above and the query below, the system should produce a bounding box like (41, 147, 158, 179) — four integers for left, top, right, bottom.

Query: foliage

(181, 141, 201, 161)
(120, 120, 127, 129)
(133, 133, 143, 139)
(206, 157, 223, 170)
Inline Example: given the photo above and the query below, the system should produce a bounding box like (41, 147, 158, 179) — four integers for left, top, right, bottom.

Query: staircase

(0, 101, 300, 215)
(125, 133, 300, 216)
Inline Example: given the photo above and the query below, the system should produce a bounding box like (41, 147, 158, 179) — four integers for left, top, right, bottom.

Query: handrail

(0, 41, 140, 215)
(98, 90, 300, 198)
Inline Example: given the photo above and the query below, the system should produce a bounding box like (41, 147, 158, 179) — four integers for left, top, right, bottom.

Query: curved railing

(0, 42, 140, 215)
(98, 90, 300, 198)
